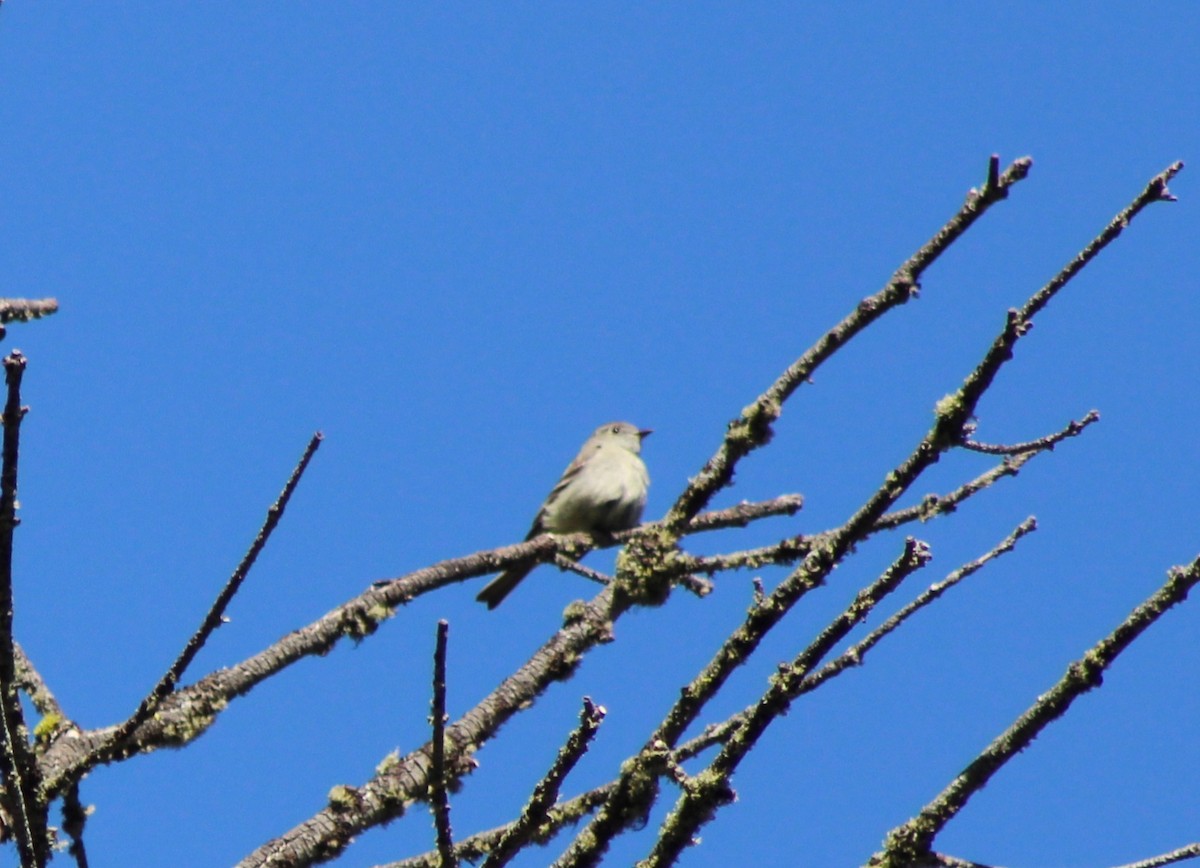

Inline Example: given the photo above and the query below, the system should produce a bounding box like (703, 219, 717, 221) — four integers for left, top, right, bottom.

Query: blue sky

(1, 4, 1198, 866)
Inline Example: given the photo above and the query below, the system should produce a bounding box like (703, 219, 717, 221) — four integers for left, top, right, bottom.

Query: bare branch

(962, 410, 1099, 455)
(0, 350, 44, 867)
(1020, 161, 1181, 324)
(686, 535, 810, 575)
(383, 783, 617, 868)
(551, 557, 612, 586)
(57, 432, 323, 785)
(869, 553, 1200, 867)
(669, 518, 1038, 778)
(683, 495, 803, 531)
(664, 155, 1033, 529)
(235, 586, 625, 867)
(872, 410, 1099, 533)
(802, 518, 1037, 694)
(1110, 843, 1200, 868)
(36, 496, 799, 797)
(483, 697, 606, 867)
(564, 151, 1184, 866)
(643, 537, 935, 866)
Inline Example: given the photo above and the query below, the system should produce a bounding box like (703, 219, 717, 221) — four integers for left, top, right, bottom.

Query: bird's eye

(611, 425, 621, 434)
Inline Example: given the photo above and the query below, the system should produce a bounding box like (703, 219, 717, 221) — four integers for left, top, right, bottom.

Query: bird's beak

(638, 428, 653, 439)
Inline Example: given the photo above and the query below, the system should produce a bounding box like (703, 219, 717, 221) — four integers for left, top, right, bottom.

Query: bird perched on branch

(476, 421, 652, 609)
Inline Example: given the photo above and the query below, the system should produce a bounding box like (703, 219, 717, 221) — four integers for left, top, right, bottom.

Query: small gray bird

(477, 421, 652, 609)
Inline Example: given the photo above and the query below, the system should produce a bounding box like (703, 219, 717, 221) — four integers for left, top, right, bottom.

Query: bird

(476, 421, 652, 609)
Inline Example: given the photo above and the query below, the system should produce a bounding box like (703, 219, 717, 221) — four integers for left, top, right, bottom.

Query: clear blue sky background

(1, 5, 1197, 867)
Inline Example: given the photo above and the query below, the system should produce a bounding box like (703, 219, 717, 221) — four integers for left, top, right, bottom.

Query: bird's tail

(475, 563, 535, 609)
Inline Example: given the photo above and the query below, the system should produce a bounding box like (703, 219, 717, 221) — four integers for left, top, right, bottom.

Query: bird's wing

(526, 451, 589, 537)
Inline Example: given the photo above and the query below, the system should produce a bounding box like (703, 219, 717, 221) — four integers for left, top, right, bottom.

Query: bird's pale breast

(542, 445, 648, 534)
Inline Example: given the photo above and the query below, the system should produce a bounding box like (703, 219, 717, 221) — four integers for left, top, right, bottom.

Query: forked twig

(872, 412, 1098, 532)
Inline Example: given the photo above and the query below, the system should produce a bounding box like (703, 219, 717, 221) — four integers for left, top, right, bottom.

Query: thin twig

(683, 495, 803, 531)
(1020, 162, 1181, 324)
(64, 432, 323, 781)
(430, 620, 456, 868)
(483, 697, 606, 867)
(553, 557, 714, 598)
(962, 410, 1099, 455)
(872, 411, 1098, 533)
(802, 518, 1037, 694)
